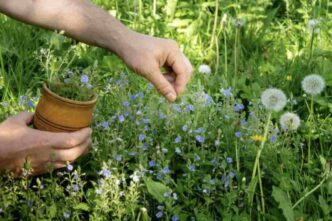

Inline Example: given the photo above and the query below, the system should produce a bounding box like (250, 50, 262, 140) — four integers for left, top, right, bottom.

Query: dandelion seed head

(280, 112, 301, 131)
(307, 19, 320, 33)
(301, 74, 325, 95)
(198, 64, 211, 74)
(261, 88, 287, 112)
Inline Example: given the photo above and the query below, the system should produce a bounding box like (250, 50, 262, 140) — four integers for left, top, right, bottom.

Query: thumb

(12, 112, 34, 125)
(145, 70, 177, 102)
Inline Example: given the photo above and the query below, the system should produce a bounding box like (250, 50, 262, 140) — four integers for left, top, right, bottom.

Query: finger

(54, 137, 92, 162)
(166, 51, 193, 95)
(145, 69, 177, 102)
(50, 128, 92, 149)
(31, 162, 66, 176)
(12, 112, 34, 125)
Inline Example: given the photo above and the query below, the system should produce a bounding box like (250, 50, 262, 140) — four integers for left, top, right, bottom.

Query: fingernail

(166, 92, 176, 102)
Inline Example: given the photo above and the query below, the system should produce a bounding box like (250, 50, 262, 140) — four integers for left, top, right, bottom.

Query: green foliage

(0, 0, 332, 220)
(272, 186, 295, 221)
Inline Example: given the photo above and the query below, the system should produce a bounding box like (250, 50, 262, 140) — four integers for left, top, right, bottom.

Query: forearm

(0, 0, 131, 57)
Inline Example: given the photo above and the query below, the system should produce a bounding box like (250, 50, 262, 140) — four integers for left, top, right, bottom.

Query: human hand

(0, 112, 92, 176)
(116, 31, 193, 102)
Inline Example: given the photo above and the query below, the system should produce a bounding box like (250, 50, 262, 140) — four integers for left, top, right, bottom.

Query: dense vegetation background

(0, 0, 331, 220)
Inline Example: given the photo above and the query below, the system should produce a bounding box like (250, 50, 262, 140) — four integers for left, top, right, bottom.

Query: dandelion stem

(252, 112, 271, 179)
(308, 95, 314, 164)
(233, 27, 239, 88)
(308, 31, 315, 63)
(257, 160, 266, 215)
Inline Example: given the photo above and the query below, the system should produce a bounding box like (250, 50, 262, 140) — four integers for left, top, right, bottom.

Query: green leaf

(318, 196, 330, 216)
(144, 178, 171, 203)
(272, 186, 294, 221)
(48, 203, 57, 218)
(74, 203, 90, 212)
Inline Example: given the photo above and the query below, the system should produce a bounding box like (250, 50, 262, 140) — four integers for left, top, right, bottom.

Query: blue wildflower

(19, 95, 26, 106)
(195, 135, 205, 143)
(221, 88, 232, 98)
(96, 189, 102, 195)
(221, 175, 230, 188)
(101, 121, 109, 129)
(123, 101, 130, 107)
(173, 193, 178, 200)
(144, 125, 150, 131)
(235, 131, 241, 138)
(63, 211, 70, 219)
(270, 136, 277, 142)
(67, 164, 73, 171)
(129, 94, 136, 100)
(139, 133, 145, 142)
(143, 118, 150, 124)
(149, 160, 156, 167)
(80, 74, 89, 84)
(118, 115, 125, 123)
(72, 184, 79, 192)
(182, 124, 188, 132)
(159, 111, 165, 119)
(136, 91, 144, 98)
(194, 127, 206, 133)
(99, 169, 111, 179)
(27, 100, 34, 108)
(162, 167, 170, 174)
(172, 215, 179, 221)
(234, 103, 244, 112)
(229, 171, 236, 178)
(185, 104, 195, 112)
(27, 201, 33, 207)
(174, 136, 182, 143)
(156, 211, 163, 219)
(226, 157, 233, 164)
(188, 165, 196, 172)
(115, 155, 122, 161)
(164, 191, 171, 197)
(241, 119, 247, 127)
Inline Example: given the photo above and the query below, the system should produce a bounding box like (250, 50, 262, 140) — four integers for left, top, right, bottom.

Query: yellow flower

(251, 135, 265, 142)
(286, 75, 292, 81)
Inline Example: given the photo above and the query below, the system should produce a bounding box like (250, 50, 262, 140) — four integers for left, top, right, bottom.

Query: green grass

(0, 0, 332, 220)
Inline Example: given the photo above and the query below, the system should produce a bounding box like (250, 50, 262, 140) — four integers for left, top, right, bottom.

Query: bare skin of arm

(0, 0, 192, 176)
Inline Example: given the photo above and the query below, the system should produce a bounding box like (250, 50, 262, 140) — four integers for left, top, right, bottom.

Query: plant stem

(308, 31, 315, 64)
(209, 0, 219, 53)
(233, 28, 238, 88)
(252, 113, 271, 179)
(308, 95, 314, 164)
(257, 160, 266, 215)
(235, 141, 240, 172)
(292, 173, 330, 209)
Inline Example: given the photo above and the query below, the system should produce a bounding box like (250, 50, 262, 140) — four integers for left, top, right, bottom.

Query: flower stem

(233, 28, 239, 88)
(252, 113, 271, 179)
(257, 160, 266, 215)
(307, 95, 314, 164)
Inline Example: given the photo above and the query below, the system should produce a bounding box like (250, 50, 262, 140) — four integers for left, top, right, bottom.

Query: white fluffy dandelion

(307, 19, 320, 33)
(198, 64, 211, 74)
(261, 88, 287, 112)
(233, 18, 246, 27)
(302, 74, 325, 95)
(280, 112, 301, 131)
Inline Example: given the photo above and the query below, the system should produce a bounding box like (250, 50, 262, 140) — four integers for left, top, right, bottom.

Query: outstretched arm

(0, 0, 193, 101)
